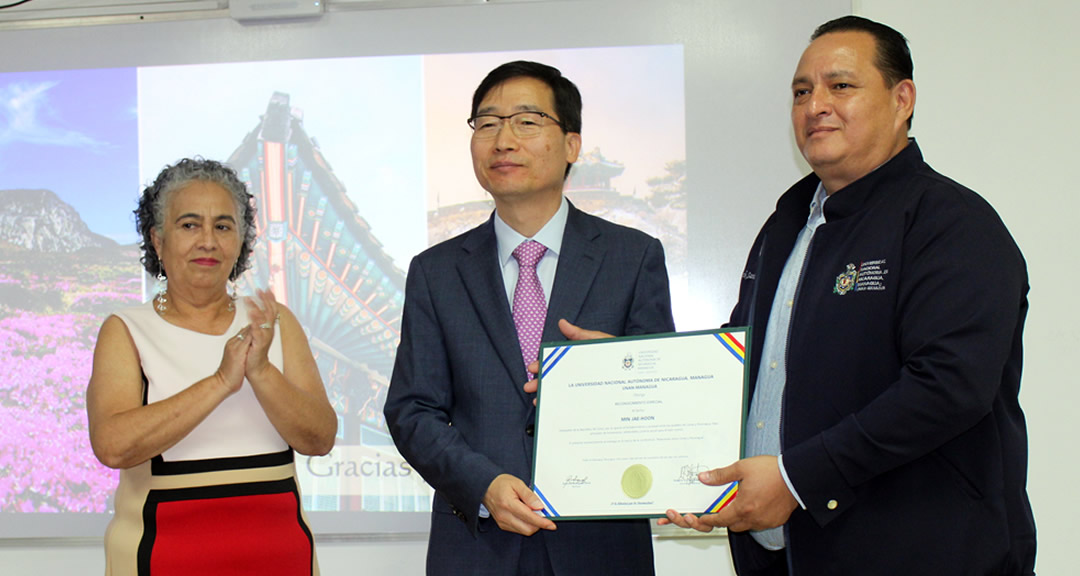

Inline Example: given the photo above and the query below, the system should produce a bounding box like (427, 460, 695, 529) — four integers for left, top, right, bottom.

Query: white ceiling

(2, 0, 216, 8)
(0, 0, 223, 24)
(0, 0, 518, 26)
(0, 0, 545, 29)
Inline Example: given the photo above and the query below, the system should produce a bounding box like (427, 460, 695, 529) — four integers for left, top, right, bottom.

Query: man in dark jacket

(664, 16, 1036, 575)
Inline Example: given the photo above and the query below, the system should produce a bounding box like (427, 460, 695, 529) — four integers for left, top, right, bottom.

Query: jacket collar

(824, 139, 923, 221)
(458, 215, 524, 385)
(778, 138, 924, 223)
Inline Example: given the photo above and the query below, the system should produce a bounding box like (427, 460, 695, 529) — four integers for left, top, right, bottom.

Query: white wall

(856, 2, 1076, 574)
(0, 531, 736, 575)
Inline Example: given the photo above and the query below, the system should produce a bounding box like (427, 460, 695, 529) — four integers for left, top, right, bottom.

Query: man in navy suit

(384, 61, 674, 575)
(663, 16, 1036, 575)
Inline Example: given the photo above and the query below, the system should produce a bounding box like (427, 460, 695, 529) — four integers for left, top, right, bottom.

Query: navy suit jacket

(384, 202, 674, 575)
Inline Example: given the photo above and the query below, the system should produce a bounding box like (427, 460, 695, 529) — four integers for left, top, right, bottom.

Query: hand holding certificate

(531, 328, 749, 520)
(660, 454, 798, 534)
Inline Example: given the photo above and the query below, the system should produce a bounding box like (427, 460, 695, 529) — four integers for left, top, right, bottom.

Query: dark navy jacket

(729, 141, 1036, 575)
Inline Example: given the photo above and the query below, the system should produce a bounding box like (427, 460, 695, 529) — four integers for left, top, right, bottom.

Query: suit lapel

(457, 215, 528, 385)
(544, 203, 603, 343)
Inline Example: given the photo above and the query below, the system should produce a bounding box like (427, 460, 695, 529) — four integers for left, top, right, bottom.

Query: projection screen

(0, 0, 848, 538)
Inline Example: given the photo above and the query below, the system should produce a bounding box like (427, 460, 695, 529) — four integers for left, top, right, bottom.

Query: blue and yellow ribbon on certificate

(714, 331, 745, 364)
(703, 481, 739, 514)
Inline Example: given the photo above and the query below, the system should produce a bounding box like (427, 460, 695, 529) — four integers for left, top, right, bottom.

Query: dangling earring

(155, 272, 168, 314)
(227, 280, 236, 312)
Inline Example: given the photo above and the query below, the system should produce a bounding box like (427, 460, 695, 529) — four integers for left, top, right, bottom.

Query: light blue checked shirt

(744, 183, 827, 550)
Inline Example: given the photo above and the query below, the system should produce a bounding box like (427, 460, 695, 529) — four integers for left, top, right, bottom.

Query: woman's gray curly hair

(135, 158, 256, 281)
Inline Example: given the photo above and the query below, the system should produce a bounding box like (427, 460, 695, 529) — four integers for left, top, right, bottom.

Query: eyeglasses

(467, 111, 566, 139)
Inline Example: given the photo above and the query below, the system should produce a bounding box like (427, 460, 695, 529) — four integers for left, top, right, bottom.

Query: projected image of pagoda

(228, 92, 405, 449)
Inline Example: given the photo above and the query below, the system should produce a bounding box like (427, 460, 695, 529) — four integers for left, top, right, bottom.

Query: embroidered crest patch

(833, 260, 889, 295)
(834, 264, 858, 295)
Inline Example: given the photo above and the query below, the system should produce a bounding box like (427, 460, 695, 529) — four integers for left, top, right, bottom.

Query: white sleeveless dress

(103, 299, 319, 575)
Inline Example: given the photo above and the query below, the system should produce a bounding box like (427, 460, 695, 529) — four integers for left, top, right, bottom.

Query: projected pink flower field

(0, 252, 141, 513)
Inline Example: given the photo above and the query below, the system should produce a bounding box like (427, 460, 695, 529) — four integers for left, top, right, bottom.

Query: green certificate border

(530, 326, 752, 521)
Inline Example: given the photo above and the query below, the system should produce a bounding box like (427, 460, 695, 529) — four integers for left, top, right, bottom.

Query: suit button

(826, 499, 838, 510)
(525, 424, 535, 437)
(451, 506, 467, 522)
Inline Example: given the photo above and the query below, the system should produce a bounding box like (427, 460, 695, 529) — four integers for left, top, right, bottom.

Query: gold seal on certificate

(621, 464, 653, 499)
(530, 328, 748, 520)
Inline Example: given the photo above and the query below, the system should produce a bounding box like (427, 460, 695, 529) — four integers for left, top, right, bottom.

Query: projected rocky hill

(0, 189, 115, 253)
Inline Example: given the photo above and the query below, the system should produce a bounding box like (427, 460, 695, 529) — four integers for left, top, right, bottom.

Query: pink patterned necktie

(512, 240, 548, 380)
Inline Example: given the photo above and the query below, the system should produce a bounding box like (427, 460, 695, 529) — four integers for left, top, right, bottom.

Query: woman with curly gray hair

(87, 158, 335, 575)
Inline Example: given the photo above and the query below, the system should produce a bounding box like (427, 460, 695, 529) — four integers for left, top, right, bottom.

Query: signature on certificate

(674, 464, 709, 485)
(563, 475, 591, 488)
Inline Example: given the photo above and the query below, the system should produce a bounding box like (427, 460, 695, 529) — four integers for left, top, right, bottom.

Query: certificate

(531, 328, 749, 520)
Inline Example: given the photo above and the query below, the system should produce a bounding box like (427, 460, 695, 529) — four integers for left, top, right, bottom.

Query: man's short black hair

(471, 60, 583, 136)
(812, 15, 914, 127)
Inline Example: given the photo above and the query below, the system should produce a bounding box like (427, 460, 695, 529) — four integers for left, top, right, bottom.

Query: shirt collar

(494, 196, 569, 267)
(808, 181, 829, 227)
